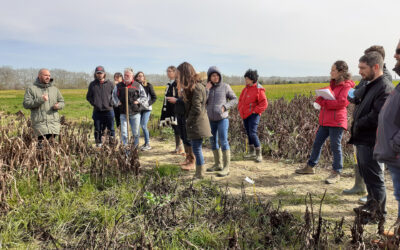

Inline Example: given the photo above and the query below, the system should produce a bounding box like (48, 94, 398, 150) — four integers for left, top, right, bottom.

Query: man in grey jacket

(374, 39, 400, 229)
(205, 66, 238, 176)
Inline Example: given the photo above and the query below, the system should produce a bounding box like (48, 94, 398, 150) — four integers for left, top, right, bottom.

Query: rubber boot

(217, 149, 230, 177)
(207, 149, 222, 172)
(255, 147, 262, 163)
(343, 163, 367, 195)
(193, 165, 204, 179)
(244, 144, 256, 159)
(181, 146, 195, 171)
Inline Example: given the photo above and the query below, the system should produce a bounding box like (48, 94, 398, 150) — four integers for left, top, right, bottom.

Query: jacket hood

(207, 66, 222, 84)
(34, 77, 54, 88)
(330, 79, 355, 89)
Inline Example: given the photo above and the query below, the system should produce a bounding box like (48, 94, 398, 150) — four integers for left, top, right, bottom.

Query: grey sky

(0, 0, 399, 77)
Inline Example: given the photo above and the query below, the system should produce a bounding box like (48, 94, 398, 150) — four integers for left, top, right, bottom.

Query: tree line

(0, 66, 343, 90)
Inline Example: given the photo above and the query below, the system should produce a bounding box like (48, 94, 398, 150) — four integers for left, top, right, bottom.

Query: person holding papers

(296, 61, 355, 184)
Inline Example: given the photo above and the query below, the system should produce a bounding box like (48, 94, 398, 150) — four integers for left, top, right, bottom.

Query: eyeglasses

(396, 48, 400, 55)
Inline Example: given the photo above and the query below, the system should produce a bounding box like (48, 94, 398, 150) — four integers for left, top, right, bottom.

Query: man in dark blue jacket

(86, 66, 115, 147)
(374, 39, 400, 230)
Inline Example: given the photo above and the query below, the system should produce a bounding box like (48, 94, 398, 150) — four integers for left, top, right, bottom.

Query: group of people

(22, 39, 400, 233)
(295, 41, 400, 230)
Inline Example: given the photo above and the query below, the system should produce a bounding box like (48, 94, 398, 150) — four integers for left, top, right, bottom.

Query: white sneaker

(96, 143, 102, 148)
(141, 144, 152, 151)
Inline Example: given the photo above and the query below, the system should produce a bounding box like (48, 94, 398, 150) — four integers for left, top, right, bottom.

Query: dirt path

(139, 138, 397, 234)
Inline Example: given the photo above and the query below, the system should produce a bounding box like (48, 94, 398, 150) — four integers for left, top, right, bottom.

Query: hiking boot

(193, 165, 205, 179)
(325, 171, 340, 184)
(217, 149, 230, 177)
(343, 163, 367, 195)
(244, 144, 256, 159)
(382, 218, 400, 238)
(141, 144, 152, 151)
(353, 199, 381, 225)
(255, 147, 262, 163)
(295, 164, 315, 174)
(207, 149, 222, 172)
(358, 196, 368, 205)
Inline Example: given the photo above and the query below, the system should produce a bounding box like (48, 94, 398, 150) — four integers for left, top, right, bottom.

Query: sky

(0, 0, 399, 77)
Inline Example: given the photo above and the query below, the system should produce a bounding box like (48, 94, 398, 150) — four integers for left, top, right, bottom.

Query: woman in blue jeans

(177, 62, 212, 179)
(135, 71, 157, 151)
(295, 61, 355, 184)
(205, 66, 238, 176)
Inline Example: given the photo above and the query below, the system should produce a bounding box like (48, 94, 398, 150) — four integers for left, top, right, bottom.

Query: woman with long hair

(135, 71, 157, 151)
(177, 62, 211, 179)
(295, 60, 355, 184)
(113, 72, 123, 128)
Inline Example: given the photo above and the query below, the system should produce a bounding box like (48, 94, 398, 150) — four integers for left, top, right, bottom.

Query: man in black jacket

(86, 66, 115, 147)
(374, 39, 400, 228)
(349, 51, 394, 222)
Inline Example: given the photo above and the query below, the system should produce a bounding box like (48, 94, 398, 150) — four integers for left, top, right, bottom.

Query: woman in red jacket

(296, 61, 355, 184)
(238, 69, 268, 163)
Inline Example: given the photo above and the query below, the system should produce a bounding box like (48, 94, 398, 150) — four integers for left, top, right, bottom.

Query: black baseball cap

(95, 66, 105, 73)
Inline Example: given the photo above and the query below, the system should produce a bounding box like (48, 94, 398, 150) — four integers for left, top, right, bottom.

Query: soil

(139, 138, 398, 237)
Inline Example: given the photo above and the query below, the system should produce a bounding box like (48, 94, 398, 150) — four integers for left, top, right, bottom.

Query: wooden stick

(125, 87, 130, 143)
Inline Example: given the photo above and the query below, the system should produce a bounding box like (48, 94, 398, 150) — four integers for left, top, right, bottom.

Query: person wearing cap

(23, 68, 65, 145)
(86, 66, 115, 147)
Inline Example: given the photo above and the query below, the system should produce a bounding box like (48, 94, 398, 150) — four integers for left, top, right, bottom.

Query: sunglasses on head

(396, 48, 400, 55)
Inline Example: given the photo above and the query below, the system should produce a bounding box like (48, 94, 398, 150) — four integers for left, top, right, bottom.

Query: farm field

(0, 81, 399, 248)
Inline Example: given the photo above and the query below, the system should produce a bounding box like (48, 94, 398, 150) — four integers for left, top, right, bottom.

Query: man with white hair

(23, 68, 65, 144)
(113, 68, 147, 147)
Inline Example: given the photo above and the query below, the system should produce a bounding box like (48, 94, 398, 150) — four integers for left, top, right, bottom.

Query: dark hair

(114, 72, 123, 79)
(359, 51, 384, 69)
(364, 45, 385, 60)
(134, 71, 147, 86)
(333, 60, 351, 84)
(167, 66, 176, 72)
(244, 69, 258, 83)
(177, 62, 200, 102)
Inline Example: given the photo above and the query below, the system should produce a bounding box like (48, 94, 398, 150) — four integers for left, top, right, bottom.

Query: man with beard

(374, 39, 400, 233)
(86, 66, 115, 147)
(349, 51, 394, 224)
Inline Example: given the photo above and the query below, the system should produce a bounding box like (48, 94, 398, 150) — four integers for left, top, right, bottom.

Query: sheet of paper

(315, 88, 335, 100)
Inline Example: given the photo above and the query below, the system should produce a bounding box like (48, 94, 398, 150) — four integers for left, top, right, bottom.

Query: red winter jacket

(238, 83, 268, 119)
(315, 79, 355, 130)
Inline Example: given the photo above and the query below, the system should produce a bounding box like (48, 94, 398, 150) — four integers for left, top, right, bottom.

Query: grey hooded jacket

(374, 83, 400, 166)
(205, 66, 238, 121)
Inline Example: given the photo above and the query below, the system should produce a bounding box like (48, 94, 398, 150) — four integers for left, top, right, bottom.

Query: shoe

(141, 144, 152, 151)
(181, 145, 195, 171)
(244, 145, 256, 159)
(207, 149, 222, 172)
(193, 165, 205, 179)
(217, 149, 230, 177)
(353, 199, 382, 225)
(325, 171, 340, 184)
(358, 196, 368, 205)
(295, 164, 315, 174)
(255, 147, 262, 163)
(96, 143, 102, 148)
(343, 163, 367, 195)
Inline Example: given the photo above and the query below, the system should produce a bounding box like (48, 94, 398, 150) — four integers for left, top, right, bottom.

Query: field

(0, 82, 399, 248)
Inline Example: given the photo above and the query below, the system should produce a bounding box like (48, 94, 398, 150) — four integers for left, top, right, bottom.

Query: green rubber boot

(217, 149, 230, 177)
(207, 149, 222, 172)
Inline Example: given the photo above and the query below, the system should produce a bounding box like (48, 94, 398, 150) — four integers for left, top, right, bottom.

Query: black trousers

(356, 144, 386, 214)
(177, 115, 191, 146)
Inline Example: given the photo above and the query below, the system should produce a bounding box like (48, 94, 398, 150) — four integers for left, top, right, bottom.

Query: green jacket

(23, 78, 65, 136)
(185, 83, 212, 140)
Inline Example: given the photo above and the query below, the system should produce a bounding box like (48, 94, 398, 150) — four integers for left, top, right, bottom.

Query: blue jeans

(387, 165, 400, 218)
(243, 114, 261, 148)
(210, 118, 230, 150)
(120, 113, 141, 146)
(92, 110, 115, 144)
(140, 110, 151, 145)
(191, 139, 204, 166)
(308, 126, 344, 173)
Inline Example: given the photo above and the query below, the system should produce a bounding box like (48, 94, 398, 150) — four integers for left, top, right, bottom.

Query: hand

(42, 94, 48, 101)
(53, 103, 59, 110)
(206, 81, 212, 90)
(221, 106, 226, 112)
(133, 101, 139, 104)
(166, 97, 177, 104)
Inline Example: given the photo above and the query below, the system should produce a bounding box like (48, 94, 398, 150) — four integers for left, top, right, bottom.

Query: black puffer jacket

(86, 79, 114, 111)
(348, 75, 394, 146)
